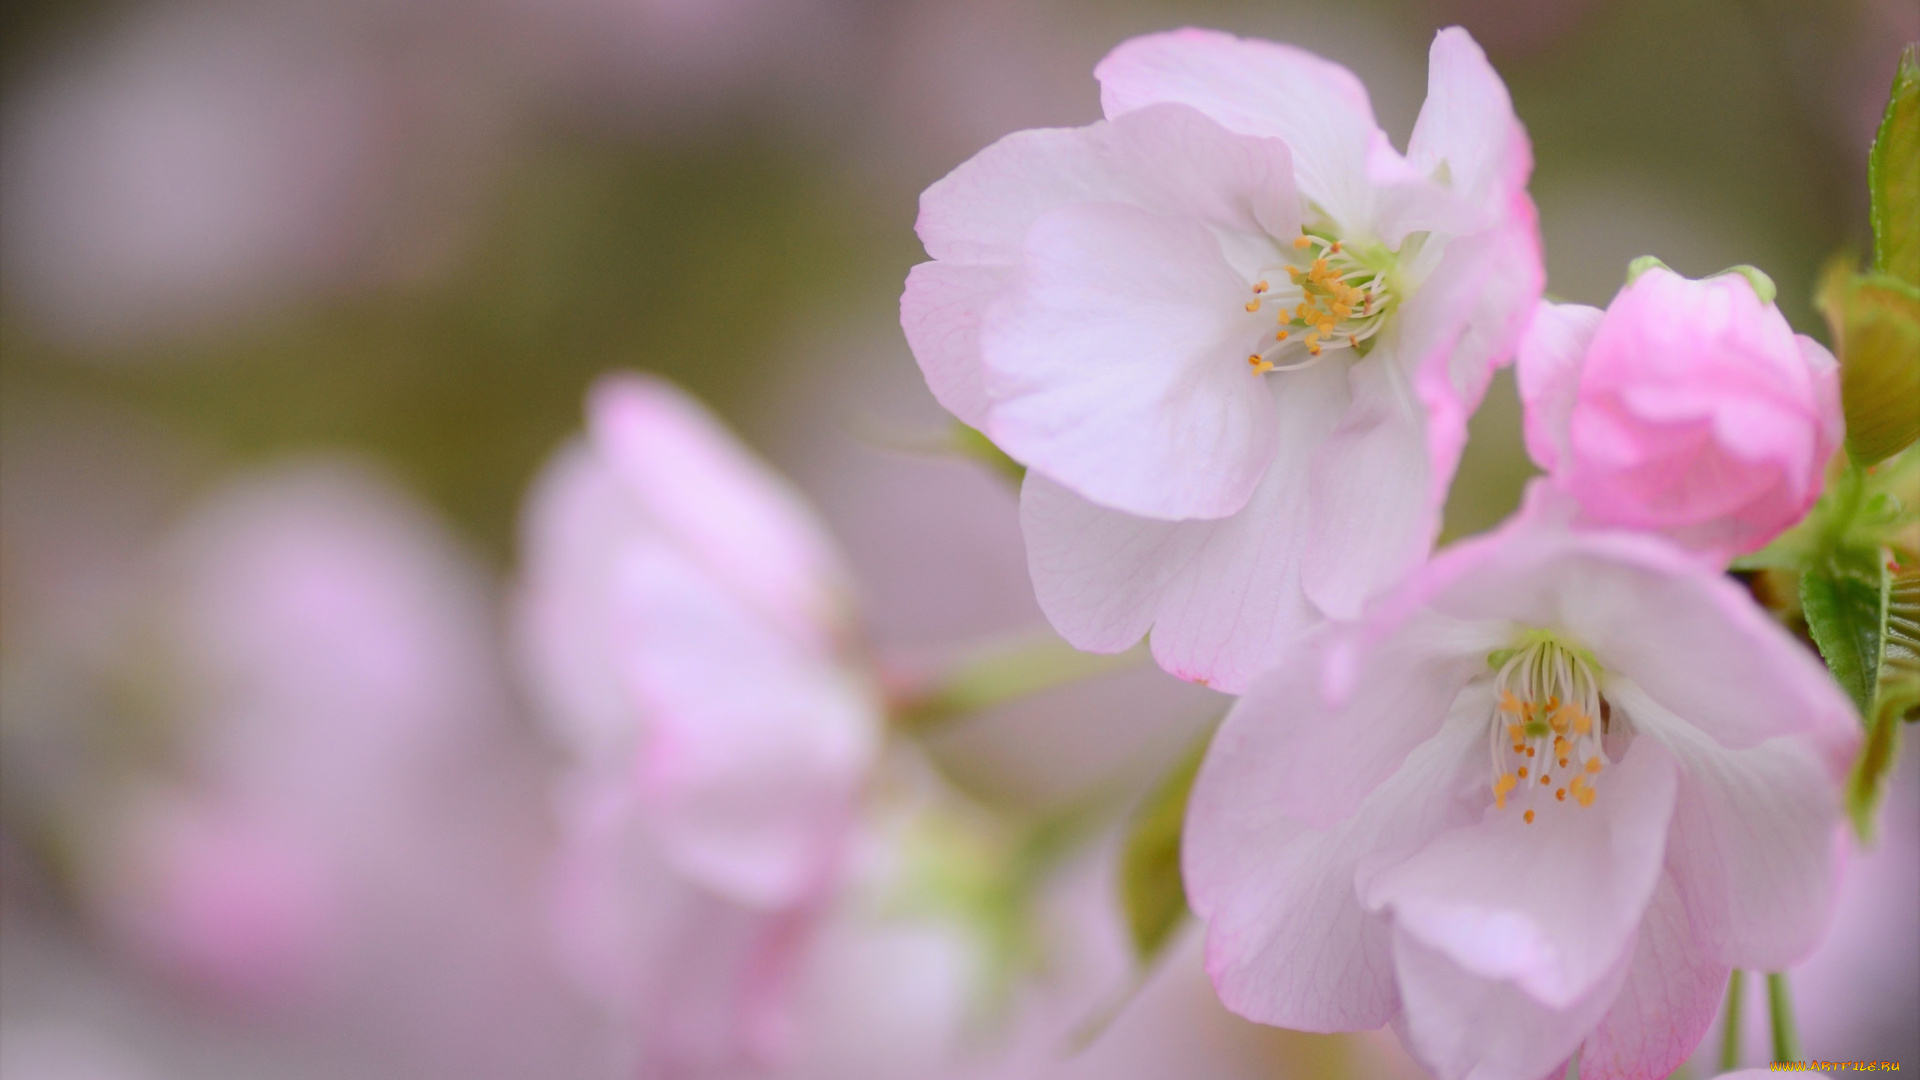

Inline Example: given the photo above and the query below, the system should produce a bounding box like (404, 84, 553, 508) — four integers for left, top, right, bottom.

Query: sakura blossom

(1183, 485, 1859, 1080)
(1517, 262, 1843, 561)
(903, 25, 1543, 691)
(516, 373, 884, 1074)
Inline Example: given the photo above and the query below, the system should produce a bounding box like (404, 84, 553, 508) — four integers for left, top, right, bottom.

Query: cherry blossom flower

(1182, 484, 1857, 1080)
(901, 26, 1542, 691)
(517, 373, 884, 1074)
(1518, 263, 1842, 562)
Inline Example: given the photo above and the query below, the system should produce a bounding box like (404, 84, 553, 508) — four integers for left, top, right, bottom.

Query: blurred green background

(3, 0, 1912, 558)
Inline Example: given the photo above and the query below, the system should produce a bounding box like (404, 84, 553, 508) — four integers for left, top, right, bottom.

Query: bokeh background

(3, 0, 1916, 1076)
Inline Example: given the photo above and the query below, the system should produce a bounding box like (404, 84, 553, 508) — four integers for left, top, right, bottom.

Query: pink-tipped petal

(1406, 28, 1531, 220)
(1516, 302, 1605, 473)
(1612, 678, 1851, 971)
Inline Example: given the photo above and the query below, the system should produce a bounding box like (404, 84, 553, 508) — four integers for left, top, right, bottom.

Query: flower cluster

(904, 23, 1878, 1080)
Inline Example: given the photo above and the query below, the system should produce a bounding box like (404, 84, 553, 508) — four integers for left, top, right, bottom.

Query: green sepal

(1714, 264, 1777, 305)
(1870, 45, 1920, 287)
(1118, 730, 1209, 964)
(1818, 264, 1920, 467)
(1625, 255, 1670, 284)
(1801, 543, 1889, 717)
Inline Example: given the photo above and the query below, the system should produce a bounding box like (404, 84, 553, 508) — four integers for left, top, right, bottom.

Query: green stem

(891, 631, 1148, 733)
(1768, 971, 1800, 1064)
(1720, 969, 1746, 1070)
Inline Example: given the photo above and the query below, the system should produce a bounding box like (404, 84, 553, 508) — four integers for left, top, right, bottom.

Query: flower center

(1241, 228, 1399, 375)
(1485, 634, 1609, 824)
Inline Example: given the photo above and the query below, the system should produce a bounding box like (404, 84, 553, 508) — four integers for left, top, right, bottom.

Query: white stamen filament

(1485, 637, 1609, 823)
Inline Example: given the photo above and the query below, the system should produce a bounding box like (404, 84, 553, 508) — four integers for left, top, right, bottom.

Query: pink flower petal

(1577, 873, 1729, 1080)
(1094, 28, 1377, 231)
(981, 200, 1278, 520)
(1018, 360, 1347, 692)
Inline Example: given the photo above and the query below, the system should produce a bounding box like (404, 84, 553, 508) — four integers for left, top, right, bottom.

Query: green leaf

(1819, 266, 1920, 467)
(1118, 732, 1209, 963)
(1801, 545, 1889, 716)
(1886, 568, 1920, 722)
(1870, 45, 1920, 286)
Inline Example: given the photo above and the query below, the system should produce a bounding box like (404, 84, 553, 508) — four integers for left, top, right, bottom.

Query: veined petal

(1609, 678, 1849, 971)
(1218, 604, 1502, 834)
(1415, 495, 1856, 757)
(1406, 28, 1531, 222)
(900, 261, 1012, 429)
(1577, 872, 1728, 1080)
(982, 201, 1278, 519)
(1364, 737, 1677, 1010)
(1094, 29, 1379, 232)
(915, 104, 1299, 267)
(1300, 343, 1432, 621)
(1018, 361, 1347, 692)
(1303, 213, 1541, 621)
(1187, 695, 1489, 1031)
(1390, 920, 1633, 1080)
(1516, 301, 1605, 474)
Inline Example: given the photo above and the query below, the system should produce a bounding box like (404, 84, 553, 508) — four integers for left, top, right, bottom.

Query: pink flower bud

(1518, 263, 1842, 561)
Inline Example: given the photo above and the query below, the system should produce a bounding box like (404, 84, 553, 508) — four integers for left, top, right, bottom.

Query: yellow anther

(1294, 235, 1313, 249)
(1500, 693, 1524, 715)
(1248, 355, 1274, 374)
(1308, 343, 1322, 356)
(1569, 774, 1597, 807)
(1286, 266, 1304, 281)
(1517, 766, 1528, 779)
(1328, 240, 1342, 253)
(1245, 300, 1262, 312)
(1555, 788, 1566, 801)
(1553, 737, 1570, 758)
(1317, 321, 1335, 336)
(1572, 711, 1592, 736)
(1312, 258, 1329, 274)
(1296, 303, 1314, 320)
(1492, 773, 1516, 810)
(1541, 774, 1552, 786)
(1585, 758, 1602, 774)
(1252, 280, 1269, 294)
(1275, 329, 1289, 341)
(1524, 809, 1535, 824)
(1525, 746, 1535, 757)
